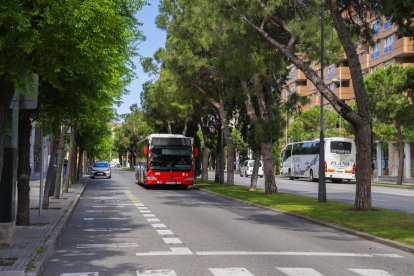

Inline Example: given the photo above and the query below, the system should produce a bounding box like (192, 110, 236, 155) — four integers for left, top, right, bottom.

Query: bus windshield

(150, 147, 192, 171)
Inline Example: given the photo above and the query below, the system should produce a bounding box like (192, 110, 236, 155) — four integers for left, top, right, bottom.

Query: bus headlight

(147, 176, 158, 180)
(185, 177, 193, 181)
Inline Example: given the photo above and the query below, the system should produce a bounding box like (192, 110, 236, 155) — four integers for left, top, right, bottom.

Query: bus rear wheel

(309, 170, 316, 182)
(288, 170, 294, 180)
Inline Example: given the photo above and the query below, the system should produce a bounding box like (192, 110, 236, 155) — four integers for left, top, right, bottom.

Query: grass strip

(195, 181, 414, 246)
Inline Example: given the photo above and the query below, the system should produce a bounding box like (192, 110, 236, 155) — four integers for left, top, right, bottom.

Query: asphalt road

(43, 168, 414, 275)
(208, 172, 414, 213)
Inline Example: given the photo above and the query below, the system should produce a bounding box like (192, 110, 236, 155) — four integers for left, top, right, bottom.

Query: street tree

(365, 66, 414, 184)
(224, 0, 394, 210)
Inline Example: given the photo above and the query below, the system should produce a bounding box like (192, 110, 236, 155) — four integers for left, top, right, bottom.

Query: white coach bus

(281, 137, 356, 183)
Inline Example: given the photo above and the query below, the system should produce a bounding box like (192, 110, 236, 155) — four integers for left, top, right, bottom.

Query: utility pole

(318, 0, 327, 203)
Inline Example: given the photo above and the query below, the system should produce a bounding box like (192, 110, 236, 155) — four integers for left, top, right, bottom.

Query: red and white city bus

(134, 134, 198, 189)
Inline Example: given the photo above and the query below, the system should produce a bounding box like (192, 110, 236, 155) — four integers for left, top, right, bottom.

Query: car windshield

(248, 161, 262, 167)
(94, 162, 109, 168)
(149, 147, 192, 171)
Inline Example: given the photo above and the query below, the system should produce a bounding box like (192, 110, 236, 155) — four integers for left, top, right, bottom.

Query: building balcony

(332, 66, 351, 80)
(392, 37, 414, 58)
(287, 69, 307, 83)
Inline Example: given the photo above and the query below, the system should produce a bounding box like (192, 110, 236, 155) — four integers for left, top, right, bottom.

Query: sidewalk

(0, 178, 87, 275)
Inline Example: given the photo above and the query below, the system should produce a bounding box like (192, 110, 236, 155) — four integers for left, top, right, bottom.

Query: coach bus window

(331, 141, 352, 154)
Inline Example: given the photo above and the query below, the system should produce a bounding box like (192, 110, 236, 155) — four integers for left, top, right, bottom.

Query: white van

(240, 160, 264, 177)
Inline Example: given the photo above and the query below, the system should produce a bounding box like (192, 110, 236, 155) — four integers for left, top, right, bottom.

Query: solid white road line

(348, 269, 393, 276)
(276, 267, 325, 276)
(136, 269, 177, 276)
(162, 238, 182, 244)
(151, 223, 167, 228)
(156, 230, 174, 235)
(209, 267, 254, 276)
(61, 253, 97, 257)
(136, 247, 193, 256)
(92, 204, 133, 207)
(60, 273, 99, 276)
(195, 251, 402, 258)
(76, 243, 139, 249)
(83, 228, 133, 232)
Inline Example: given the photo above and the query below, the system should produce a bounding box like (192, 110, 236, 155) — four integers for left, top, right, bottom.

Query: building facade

(283, 18, 414, 179)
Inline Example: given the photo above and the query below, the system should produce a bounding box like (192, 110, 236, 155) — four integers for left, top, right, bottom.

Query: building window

(329, 83, 334, 92)
(384, 19, 392, 30)
(372, 20, 380, 35)
(371, 42, 380, 60)
(385, 60, 394, 67)
(288, 67, 296, 79)
(327, 65, 334, 79)
(384, 35, 394, 55)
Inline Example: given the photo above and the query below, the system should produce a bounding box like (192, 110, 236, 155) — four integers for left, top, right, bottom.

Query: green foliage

(288, 106, 353, 142)
(365, 65, 414, 142)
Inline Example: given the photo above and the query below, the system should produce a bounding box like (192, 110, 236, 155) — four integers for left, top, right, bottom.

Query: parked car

(240, 160, 264, 177)
(90, 161, 111, 179)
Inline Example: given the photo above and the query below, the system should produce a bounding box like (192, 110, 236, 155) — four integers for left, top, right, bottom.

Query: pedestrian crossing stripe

(276, 267, 324, 276)
(348, 269, 394, 276)
(209, 267, 254, 276)
(63, 267, 395, 276)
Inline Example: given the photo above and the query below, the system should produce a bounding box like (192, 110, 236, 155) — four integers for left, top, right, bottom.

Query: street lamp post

(318, 0, 327, 203)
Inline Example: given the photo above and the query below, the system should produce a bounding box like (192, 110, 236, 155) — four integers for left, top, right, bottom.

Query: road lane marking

(138, 207, 148, 210)
(83, 228, 132, 232)
(83, 218, 128, 221)
(76, 243, 139, 249)
(61, 253, 97, 257)
(209, 267, 254, 276)
(151, 223, 167, 228)
(86, 210, 119, 213)
(156, 230, 174, 235)
(92, 204, 132, 208)
(136, 269, 177, 276)
(162, 238, 182, 244)
(147, 218, 161, 222)
(136, 247, 193, 256)
(140, 210, 152, 213)
(348, 269, 393, 276)
(60, 273, 99, 276)
(143, 214, 156, 218)
(276, 267, 325, 276)
(195, 251, 402, 257)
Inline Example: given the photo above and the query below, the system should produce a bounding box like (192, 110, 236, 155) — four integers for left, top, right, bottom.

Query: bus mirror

(195, 148, 199, 157)
(143, 146, 148, 155)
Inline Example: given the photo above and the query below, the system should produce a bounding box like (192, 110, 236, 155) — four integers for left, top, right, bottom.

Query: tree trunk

(261, 141, 278, 194)
(182, 119, 188, 136)
(395, 122, 404, 185)
(217, 105, 235, 185)
(16, 110, 33, 225)
(166, 121, 172, 134)
(43, 137, 58, 209)
(201, 146, 210, 181)
(69, 133, 78, 185)
(250, 151, 260, 191)
(200, 123, 210, 181)
(214, 131, 220, 183)
(0, 76, 15, 186)
(77, 147, 84, 180)
(64, 127, 77, 192)
(54, 126, 67, 199)
(354, 124, 372, 210)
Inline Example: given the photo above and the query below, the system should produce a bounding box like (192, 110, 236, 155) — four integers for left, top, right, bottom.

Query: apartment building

(283, 18, 414, 179)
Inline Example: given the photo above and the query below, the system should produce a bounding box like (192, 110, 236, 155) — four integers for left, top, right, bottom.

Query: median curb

(194, 186, 414, 254)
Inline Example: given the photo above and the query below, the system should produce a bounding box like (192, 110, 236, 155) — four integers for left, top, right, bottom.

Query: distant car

(90, 161, 111, 179)
(240, 160, 264, 177)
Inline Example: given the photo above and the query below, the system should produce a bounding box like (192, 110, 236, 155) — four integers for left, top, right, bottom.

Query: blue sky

(116, 0, 166, 116)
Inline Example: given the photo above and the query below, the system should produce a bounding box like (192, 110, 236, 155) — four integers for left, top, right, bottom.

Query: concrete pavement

(0, 177, 87, 275)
